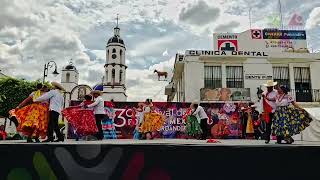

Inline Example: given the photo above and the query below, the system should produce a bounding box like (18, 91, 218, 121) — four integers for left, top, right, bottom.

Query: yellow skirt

(140, 113, 165, 133)
(10, 103, 49, 138)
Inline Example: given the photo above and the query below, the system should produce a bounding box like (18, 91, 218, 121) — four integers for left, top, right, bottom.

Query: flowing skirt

(140, 112, 165, 133)
(62, 107, 98, 136)
(9, 103, 49, 138)
(102, 118, 117, 139)
(185, 115, 202, 136)
(272, 106, 313, 137)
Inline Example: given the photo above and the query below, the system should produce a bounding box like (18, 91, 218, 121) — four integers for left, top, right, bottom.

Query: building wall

(243, 58, 273, 102)
(181, 55, 320, 102)
(310, 62, 320, 90)
(184, 58, 204, 101)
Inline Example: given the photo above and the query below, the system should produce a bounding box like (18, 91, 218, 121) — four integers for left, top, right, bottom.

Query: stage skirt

(185, 115, 202, 136)
(272, 106, 313, 137)
(140, 112, 165, 133)
(102, 118, 117, 139)
(62, 107, 98, 136)
(9, 103, 49, 138)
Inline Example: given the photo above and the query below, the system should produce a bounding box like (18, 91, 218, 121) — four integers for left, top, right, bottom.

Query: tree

(0, 77, 43, 118)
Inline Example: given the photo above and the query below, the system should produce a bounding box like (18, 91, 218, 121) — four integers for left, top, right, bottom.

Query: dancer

(85, 90, 105, 140)
(140, 99, 165, 139)
(272, 86, 313, 144)
(251, 105, 264, 140)
(103, 101, 117, 139)
(10, 83, 49, 142)
(133, 103, 144, 139)
(62, 95, 98, 140)
(184, 106, 202, 139)
(34, 82, 65, 142)
(261, 80, 278, 144)
(191, 101, 209, 140)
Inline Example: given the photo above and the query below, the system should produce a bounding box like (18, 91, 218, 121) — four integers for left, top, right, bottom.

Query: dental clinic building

(166, 29, 320, 103)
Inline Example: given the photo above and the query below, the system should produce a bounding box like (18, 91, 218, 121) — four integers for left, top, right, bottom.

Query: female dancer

(139, 99, 165, 139)
(10, 84, 49, 142)
(62, 95, 98, 140)
(272, 86, 313, 144)
(183, 105, 202, 139)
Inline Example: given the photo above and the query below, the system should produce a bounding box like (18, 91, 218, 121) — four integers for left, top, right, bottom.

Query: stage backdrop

(69, 101, 249, 139)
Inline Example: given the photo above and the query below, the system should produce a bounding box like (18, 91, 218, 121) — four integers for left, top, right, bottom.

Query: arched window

(106, 70, 108, 82)
(112, 48, 116, 53)
(107, 50, 109, 60)
(120, 50, 123, 64)
(119, 70, 123, 84)
(112, 69, 115, 84)
(66, 73, 70, 83)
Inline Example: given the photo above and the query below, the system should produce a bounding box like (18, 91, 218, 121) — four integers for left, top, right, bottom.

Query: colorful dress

(102, 104, 117, 139)
(9, 90, 49, 138)
(140, 106, 165, 133)
(62, 104, 98, 137)
(185, 115, 202, 137)
(272, 94, 313, 137)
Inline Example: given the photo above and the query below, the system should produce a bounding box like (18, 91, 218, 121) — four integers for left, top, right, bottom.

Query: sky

(1, 0, 320, 101)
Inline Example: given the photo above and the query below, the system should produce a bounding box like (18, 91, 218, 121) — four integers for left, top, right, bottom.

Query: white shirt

(87, 96, 105, 114)
(34, 89, 64, 114)
(276, 94, 294, 107)
(262, 90, 278, 113)
(192, 105, 208, 123)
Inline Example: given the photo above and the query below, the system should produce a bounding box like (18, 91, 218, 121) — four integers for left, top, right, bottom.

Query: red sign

(217, 40, 238, 51)
(251, 29, 262, 39)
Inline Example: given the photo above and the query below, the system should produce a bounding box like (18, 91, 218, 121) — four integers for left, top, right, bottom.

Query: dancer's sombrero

(51, 82, 65, 91)
(263, 80, 277, 87)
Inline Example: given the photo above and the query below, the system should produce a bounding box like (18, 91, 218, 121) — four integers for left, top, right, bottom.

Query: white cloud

(306, 7, 320, 29)
(179, 0, 220, 26)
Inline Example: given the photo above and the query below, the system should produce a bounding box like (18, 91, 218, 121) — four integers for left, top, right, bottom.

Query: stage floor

(1, 139, 320, 146)
(1, 139, 320, 179)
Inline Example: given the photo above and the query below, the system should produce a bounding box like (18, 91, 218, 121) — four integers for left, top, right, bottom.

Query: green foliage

(0, 77, 46, 118)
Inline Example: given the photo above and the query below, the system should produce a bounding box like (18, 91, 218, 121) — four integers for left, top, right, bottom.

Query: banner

(69, 101, 249, 139)
(262, 29, 306, 40)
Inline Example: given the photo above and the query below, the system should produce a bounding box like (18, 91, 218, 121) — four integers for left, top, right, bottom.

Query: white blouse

(276, 94, 294, 107)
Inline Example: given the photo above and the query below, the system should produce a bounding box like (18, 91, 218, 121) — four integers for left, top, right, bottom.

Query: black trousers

(48, 111, 63, 140)
(95, 114, 105, 140)
(265, 113, 274, 140)
(200, 118, 208, 139)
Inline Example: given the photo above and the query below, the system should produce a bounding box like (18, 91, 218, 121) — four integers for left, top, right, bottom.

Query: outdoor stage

(1, 139, 320, 180)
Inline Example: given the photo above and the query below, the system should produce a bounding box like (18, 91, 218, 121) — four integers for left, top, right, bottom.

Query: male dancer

(261, 80, 278, 144)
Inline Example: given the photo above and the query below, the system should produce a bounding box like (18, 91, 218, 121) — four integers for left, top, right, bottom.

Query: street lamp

(43, 61, 59, 83)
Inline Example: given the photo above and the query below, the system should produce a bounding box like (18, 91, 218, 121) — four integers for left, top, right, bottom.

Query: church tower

(61, 62, 79, 93)
(103, 16, 127, 101)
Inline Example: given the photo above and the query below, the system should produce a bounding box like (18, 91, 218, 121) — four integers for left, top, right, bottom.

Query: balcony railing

(289, 89, 320, 102)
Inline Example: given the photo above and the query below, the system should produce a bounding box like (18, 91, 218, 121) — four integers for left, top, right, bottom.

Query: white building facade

(166, 29, 320, 104)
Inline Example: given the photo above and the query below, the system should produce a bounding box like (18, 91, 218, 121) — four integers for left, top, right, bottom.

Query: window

(66, 73, 70, 83)
(226, 66, 244, 88)
(204, 66, 222, 89)
(294, 67, 312, 102)
(106, 70, 108, 82)
(112, 69, 115, 83)
(273, 66, 290, 87)
(112, 48, 116, 53)
(120, 50, 123, 63)
(119, 70, 123, 84)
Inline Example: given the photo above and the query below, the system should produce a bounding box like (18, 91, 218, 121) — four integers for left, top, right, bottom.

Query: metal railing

(289, 89, 320, 102)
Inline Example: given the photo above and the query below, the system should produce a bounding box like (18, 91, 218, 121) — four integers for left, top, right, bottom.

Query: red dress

(62, 101, 98, 136)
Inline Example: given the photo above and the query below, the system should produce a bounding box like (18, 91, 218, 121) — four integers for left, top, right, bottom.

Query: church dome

(107, 35, 124, 45)
(93, 84, 104, 91)
(64, 62, 76, 70)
